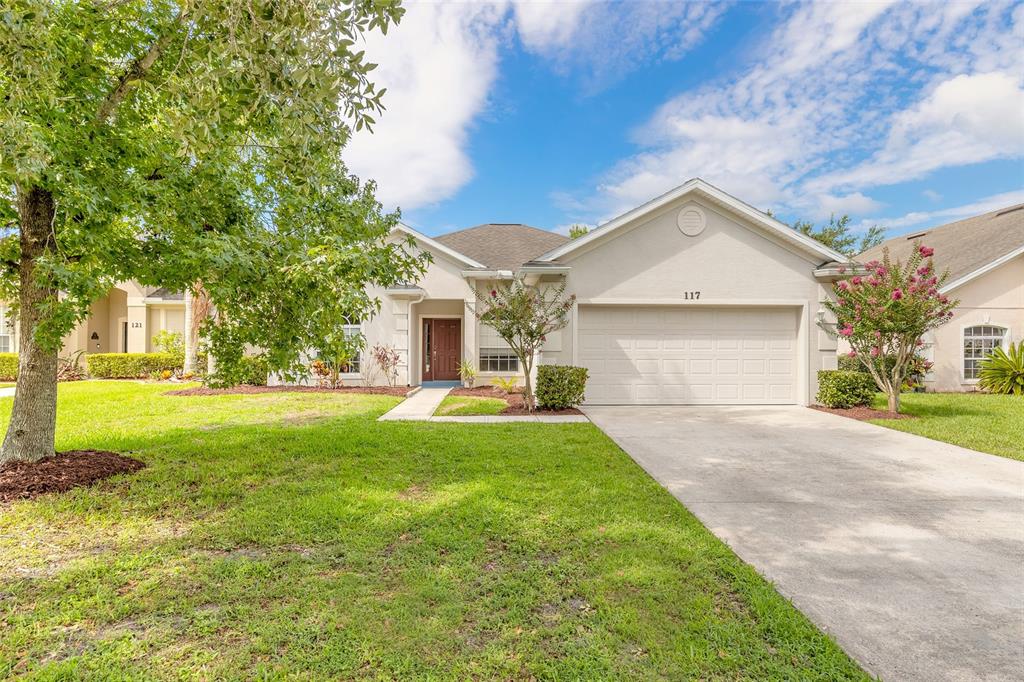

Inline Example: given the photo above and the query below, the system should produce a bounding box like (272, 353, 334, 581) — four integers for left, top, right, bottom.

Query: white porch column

(126, 297, 148, 352)
(183, 289, 196, 372)
(392, 298, 410, 386)
(463, 291, 476, 371)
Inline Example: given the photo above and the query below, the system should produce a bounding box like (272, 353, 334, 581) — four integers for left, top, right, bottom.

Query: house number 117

(683, 291, 701, 300)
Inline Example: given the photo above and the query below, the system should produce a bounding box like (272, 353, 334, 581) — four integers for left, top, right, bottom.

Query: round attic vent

(677, 206, 706, 236)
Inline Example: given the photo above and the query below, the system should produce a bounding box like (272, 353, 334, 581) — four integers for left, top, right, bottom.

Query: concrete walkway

(585, 405, 1024, 682)
(377, 387, 451, 421)
(431, 414, 589, 423)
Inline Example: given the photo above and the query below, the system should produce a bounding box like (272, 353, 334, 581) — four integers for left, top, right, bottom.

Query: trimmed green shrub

(979, 341, 1024, 395)
(0, 353, 17, 380)
(816, 370, 877, 409)
(86, 353, 180, 379)
(536, 365, 588, 410)
(206, 355, 269, 388)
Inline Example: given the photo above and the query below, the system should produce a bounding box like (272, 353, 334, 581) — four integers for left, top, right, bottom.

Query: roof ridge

(435, 222, 557, 240)
(868, 202, 1024, 251)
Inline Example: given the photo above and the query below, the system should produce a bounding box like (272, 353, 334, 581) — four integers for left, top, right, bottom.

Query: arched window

(963, 325, 1007, 380)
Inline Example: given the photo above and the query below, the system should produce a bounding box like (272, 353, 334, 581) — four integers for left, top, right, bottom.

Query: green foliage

(491, 376, 519, 393)
(536, 365, 588, 410)
(151, 330, 184, 366)
(86, 353, 179, 379)
(979, 342, 1024, 396)
(791, 214, 885, 256)
(470, 278, 575, 411)
(568, 224, 590, 239)
(820, 243, 957, 412)
(816, 370, 877, 408)
(457, 359, 476, 385)
(0, 0, 425, 369)
(0, 353, 17, 380)
(206, 355, 269, 388)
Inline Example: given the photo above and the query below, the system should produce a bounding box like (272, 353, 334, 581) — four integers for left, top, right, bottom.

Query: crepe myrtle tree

(469, 278, 575, 412)
(819, 244, 957, 414)
(0, 0, 428, 464)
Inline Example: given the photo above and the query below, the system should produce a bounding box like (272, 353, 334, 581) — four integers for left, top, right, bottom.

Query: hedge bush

(205, 355, 269, 388)
(816, 370, 877, 409)
(86, 353, 180, 379)
(0, 353, 17, 380)
(536, 365, 588, 410)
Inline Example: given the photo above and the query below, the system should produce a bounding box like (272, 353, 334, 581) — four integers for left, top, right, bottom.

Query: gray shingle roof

(434, 223, 569, 271)
(858, 204, 1024, 284)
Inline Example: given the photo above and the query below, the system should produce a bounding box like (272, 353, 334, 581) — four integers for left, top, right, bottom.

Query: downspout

(407, 291, 426, 386)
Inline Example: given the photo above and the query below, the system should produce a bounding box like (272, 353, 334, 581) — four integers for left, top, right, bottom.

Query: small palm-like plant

(978, 341, 1024, 395)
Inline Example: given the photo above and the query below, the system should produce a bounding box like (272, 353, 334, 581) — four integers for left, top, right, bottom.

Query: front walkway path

(585, 405, 1024, 682)
(378, 387, 451, 421)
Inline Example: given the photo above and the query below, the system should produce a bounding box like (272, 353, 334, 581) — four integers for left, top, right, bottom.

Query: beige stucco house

(346, 178, 853, 405)
(858, 204, 1024, 392)
(1, 281, 184, 357)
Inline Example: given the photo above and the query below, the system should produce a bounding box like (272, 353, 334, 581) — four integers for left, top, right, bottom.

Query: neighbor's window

(479, 324, 519, 372)
(0, 304, 10, 353)
(343, 320, 362, 373)
(963, 325, 1006, 380)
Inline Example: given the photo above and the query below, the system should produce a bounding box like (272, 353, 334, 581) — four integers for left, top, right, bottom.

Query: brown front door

(422, 318, 461, 382)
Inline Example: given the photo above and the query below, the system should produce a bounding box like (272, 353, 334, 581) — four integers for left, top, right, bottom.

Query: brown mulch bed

(165, 385, 411, 397)
(449, 386, 583, 416)
(0, 450, 146, 503)
(811, 405, 915, 421)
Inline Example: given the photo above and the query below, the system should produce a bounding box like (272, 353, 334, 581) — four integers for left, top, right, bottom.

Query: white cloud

(922, 189, 942, 202)
(864, 189, 1024, 232)
(571, 1, 1024, 225)
(346, 1, 728, 212)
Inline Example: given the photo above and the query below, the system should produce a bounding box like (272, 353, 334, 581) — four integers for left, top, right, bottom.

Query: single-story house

(354, 178, 853, 405)
(857, 204, 1024, 392)
(0, 281, 184, 356)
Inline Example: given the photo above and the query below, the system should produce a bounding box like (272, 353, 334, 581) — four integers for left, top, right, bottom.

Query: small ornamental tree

(819, 243, 958, 413)
(469, 278, 575, 412)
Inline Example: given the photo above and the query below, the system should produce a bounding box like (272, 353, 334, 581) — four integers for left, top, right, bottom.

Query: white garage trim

(574, 302, 809, 405)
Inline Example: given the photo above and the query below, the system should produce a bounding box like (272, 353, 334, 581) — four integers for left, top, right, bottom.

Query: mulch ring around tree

(0, 450, 146, 504)
(165, 385, 411, 397)
(811, 405, 916, 421)
(449, 387, 583, 416)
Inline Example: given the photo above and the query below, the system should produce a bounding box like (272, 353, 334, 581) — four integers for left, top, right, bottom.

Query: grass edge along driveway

(0, 382, 868, 680)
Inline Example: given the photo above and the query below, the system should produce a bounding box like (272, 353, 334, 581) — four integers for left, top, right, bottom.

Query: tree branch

(95, 5, 190, 124)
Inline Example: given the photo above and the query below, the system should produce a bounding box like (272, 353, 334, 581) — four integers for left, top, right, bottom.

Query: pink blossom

(851, 276, 862, 285)
(847, 350, 857, 358)
(837, 281, 849, 291)
(891, 289, 903, 300)
(927, 287, 937, 296)
(838, 266, 846, 274)
(875, 266, 888, 277)
(874, 330, 881, 339)
(490, 289, 497, 297)
(915, 338, 924, 347)
(868, 297, 877, 305)
(867, 277, 880, 287)
(917, 266, 930, 275)
(870, 346, 881, 357)
(919, 245, 935, 257)
(838, 324, 854, 337)
(939, 295, 949, 304)
(865, 260, 879, 269)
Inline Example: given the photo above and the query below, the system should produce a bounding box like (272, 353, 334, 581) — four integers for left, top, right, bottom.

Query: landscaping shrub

(206, 355, 269, 388)
(979, 341, 1024, 396)
(0, 353, 17, 380)
(536, 365, 588, 410)
(816, 370, 877, 408)
(86, 353, 180, 379)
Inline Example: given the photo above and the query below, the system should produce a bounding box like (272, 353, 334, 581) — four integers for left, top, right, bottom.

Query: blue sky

(344, 1, 1024, 239)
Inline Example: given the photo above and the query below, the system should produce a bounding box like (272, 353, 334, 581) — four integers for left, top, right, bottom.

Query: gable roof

(858, 204, 1024, 292)
(536, 178, 848, 264)
(393, 223, 486, 269)
(435, 224, 569, 271)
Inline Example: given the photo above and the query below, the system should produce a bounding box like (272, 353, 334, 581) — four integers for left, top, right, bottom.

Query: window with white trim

(0, 304, 11, 353)
(342, 321, 362, 373)
(479, 324, 519, 372)
(963, 325, 1006, 380)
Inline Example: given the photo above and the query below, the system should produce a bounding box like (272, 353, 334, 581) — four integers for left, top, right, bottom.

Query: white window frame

(341, 320, 363, 376)
(477, 323, 519, 374)
(961, 324, 1009, 382)
(0, 304, 11, 354)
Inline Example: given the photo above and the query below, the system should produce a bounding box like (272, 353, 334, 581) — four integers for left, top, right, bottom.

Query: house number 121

(683, 291, 701, 300)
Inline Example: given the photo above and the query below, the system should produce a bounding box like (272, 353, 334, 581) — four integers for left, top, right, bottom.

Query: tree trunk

(887, 389, 900, 414)
(183, 288, 195, 373)
(1, 187, 59, 464)
(522, 353, 535, 413)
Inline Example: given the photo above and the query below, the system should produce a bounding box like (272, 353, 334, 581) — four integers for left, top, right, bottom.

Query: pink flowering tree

(820, 244, 958, 413)
(468, 278, 575, 412)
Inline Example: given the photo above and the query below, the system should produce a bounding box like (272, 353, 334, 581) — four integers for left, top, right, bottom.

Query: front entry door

(423, 319, 461, 381)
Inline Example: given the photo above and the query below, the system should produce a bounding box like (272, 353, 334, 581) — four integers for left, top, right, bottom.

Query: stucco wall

(925, 255, 1023, 391)
(541, 198, 833, 404)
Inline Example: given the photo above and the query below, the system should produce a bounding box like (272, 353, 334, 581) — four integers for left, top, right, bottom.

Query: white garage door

(578, 306, 799, 405)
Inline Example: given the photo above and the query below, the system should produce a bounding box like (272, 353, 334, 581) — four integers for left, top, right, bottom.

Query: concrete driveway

(584, 405, 1024, 682)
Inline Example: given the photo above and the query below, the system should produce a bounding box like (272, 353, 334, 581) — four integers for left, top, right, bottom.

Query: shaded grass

(869, 392, 1023, 461)
(0, 381, 867, 679)
(435, 394, 507, 416)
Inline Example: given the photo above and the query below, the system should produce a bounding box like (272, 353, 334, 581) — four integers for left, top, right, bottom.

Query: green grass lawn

(0, 382, 866, 680)
(435, 394, 508, 416)
(869, 392, 1023, 461)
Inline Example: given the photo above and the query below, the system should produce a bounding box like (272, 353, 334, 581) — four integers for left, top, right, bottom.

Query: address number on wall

(683, 291, 701, 300)
(131, 322, 143, 328)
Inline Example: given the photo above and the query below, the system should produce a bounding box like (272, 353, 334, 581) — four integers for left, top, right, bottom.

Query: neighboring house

(858, 204, 1024, 392)
(1, 281, 184, 356)
(350, 178, 852, 405)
